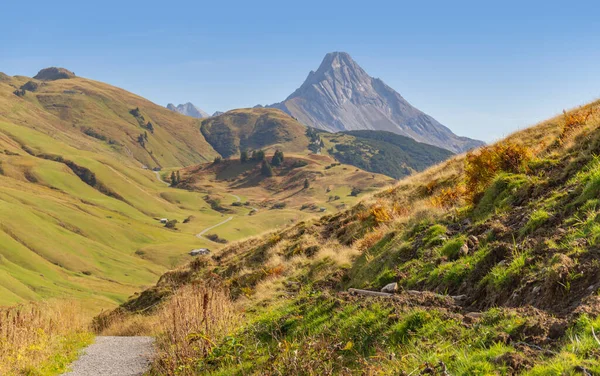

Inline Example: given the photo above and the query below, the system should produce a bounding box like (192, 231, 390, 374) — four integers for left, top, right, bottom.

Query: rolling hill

(199, 108, 309, 158)
(0, 69, 395, 309)
(105, 99, 600, 374)
(321, 129, 454, 179)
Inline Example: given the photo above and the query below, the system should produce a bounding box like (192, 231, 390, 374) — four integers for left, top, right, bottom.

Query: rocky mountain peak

(166, 102, 209, 118)
(271, 52, 484, 153)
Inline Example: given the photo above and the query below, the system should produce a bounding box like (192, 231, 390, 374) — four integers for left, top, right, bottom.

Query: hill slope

(270, 52, 484, 153)
(2, 70, 217, 168)
(322, 129, 454, 179)
(106, 100, 600, 374)
(199, 108, 309, 158)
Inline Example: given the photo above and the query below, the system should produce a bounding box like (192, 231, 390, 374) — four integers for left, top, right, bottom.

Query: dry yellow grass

(0, 301, 93, 375)
(151, 283, 237, 375)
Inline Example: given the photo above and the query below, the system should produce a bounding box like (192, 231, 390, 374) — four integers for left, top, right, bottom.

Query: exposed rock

(459, 243, 469, 257)
(20, 81, 39, 92)
(166, 102, 210, 118)
(34, 67, 75, 81)
(268, 52, 484, 153)
(467, 235, 479, 248)
(380, 282, 398, 293)
(212, 111, 224, 117)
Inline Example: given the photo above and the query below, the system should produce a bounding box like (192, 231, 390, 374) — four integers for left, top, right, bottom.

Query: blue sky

(2, 0, 600, 142)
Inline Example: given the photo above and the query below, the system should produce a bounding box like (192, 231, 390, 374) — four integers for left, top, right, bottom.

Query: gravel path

(62, 336, 155, 376)
(196, 216, 234, 238)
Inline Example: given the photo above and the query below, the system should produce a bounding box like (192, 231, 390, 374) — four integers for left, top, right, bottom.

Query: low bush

(465, 142, 532, 203)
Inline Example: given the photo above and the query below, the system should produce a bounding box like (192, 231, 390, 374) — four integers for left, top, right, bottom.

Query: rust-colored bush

(370, 203, 391, 224)
(430, 186, 466, 209)
(560, 107, 594, 142)
(464, 142, 531, 202)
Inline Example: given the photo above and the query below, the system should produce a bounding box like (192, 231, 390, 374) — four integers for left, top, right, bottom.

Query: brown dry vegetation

(0, 301, 93, 375)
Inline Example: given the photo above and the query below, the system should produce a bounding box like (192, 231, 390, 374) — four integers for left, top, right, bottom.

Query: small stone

(459, 243, 469, 257)
(467, 235, 479, 247)
(381, 282, 398, 293)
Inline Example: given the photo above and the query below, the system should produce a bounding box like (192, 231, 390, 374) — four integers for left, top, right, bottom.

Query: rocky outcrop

(166, 102, 210, 118)
(269, 52, 484, 153)
(34, 67, 75, 81)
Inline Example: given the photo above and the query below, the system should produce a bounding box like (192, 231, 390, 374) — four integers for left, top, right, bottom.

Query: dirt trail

(62, 336, 154, 376)
(153, 170, 170, 186)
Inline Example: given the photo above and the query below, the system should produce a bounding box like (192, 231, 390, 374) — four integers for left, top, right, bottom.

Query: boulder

(380, 282, 398, 293)
(459, 243, 469, 257)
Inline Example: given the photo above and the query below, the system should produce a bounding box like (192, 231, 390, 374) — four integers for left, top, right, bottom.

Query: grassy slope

(0, 73, 223, 308)
(200, 108, 309, 158)
(0, 73, 397, 309)
(114, 101, 600, 374)
(322, 130, 455, 179)
(176, 153, 395, 243)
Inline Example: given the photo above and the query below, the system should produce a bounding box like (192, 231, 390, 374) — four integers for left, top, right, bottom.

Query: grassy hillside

(103, 101, 600, 374)
(321, 130, 455, 179)
(0, 70, 399, 310)
(200, 108, 309, 158)
(0, 71, 279, 308)
(174, 153, 394, 242)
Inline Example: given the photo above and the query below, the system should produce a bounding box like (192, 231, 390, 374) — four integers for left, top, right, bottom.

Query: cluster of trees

(271, 150, 284, 166)
(306, 127, 325, 153)
(239, 149, 285, 178)
(170, 170, 181, 186)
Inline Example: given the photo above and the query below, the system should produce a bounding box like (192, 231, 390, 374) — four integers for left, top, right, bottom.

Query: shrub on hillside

(350, 187, 362, 196)
(164, 219, 178, 229)
(271, 202, 287, 209)
(291, 160, 308, 168)
(559, 107, 595, 142)
(261, 160, 274, 177)
(465, 142, 531, 203)
(205, 233, 227, 243)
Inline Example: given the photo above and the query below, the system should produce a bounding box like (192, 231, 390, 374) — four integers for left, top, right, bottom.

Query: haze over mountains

(269, 52, 484, 153)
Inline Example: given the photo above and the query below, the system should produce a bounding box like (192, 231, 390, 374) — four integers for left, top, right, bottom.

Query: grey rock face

(381, 282, 398, 293)
(269, 52, 484, 153)
(166, 102, 210, 118)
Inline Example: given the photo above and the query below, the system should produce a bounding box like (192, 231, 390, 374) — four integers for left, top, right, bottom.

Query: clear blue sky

(2, 0, 600, 142)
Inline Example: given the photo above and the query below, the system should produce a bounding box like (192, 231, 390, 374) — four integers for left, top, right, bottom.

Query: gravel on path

(62, 336, 154, 376)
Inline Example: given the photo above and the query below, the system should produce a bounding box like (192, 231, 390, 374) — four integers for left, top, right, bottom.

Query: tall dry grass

(151, 283, 237, 375)
(0, 301, 92, 375)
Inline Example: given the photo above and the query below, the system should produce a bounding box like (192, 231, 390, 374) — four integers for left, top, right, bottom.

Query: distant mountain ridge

(166, 102, 210, 118)
(269, 52, 484, 153)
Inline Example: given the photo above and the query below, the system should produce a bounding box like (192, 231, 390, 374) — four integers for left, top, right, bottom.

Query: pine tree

(303, 178, 310, 189)
(261, 160, 273, 177)
(252, 150, 265, 161)
(170, 171, 177, 186)
(240, 150, 248, 163)
(176, 170, 181, 184)
(271, 150, 284, 166)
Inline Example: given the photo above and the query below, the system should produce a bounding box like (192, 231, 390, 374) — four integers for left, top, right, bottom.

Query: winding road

(196, 216, 234, 238)
(146, 167, 255, 240)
